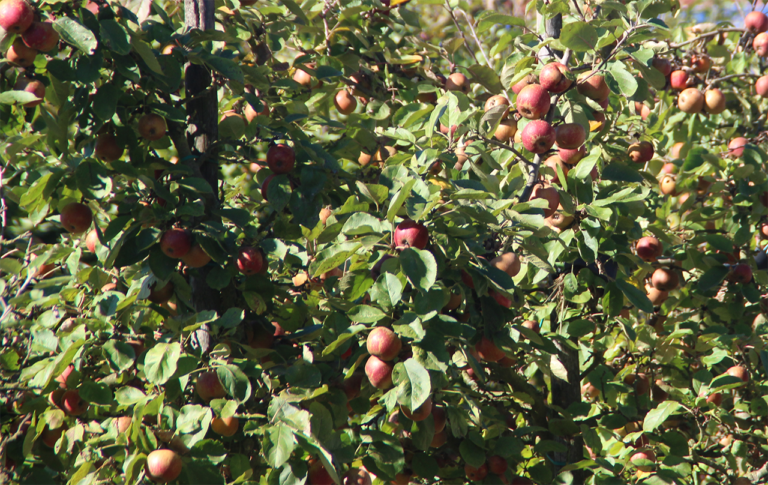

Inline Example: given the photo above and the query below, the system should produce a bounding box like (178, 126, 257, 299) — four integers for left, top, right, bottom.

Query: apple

(95, 133, 125, 162)
(430, 430, 448, 448)
(704, 88, 726, 114)
(559, 146, 586, 164)
(196, 371, 227, 401)
(543, 155, 568, 185)
(344, 468, 372, 485)
(293, 68, 314, 88)
(211, 416, 239, 437)
(0, 0, 33, 33)
(747, 11, 768, 32)
(636, 236, 662, 262)
(516, 84, 551, 119)
(678, 88, 704, 113)
(581, 382, 599, 399)
(138, 113, 167, 141)
(728, 137, 749, 157)
(511, 73, 537, 94)
(545, 209, 574, 231)
(484, 95, 510, 114)
(56, 364, 76, 389)
(148, 281, 174, 304)
(488, 455, 508, 475)
(669, 70, 690, 90)
(334, 89, 357, 115)
(659, 174, 677, 195)
(521, 120, 556, 154)
(491, 252, 521, 277)
(433, 406, 446, 433)
(635, 102, 651, 120)
(308, 461, 334, 485)
(366, 327, 402, 361)
(705, 392, 723, 406)
(401, 396, 432, 421)
(58, 204, 95, 238)
(630, 451, 656, 472)
(757, 76, 768, 97)
(475, 336, 505, 362)
(628, 141, 654, 163)
(576, 72, 610, 102)
(365, 355, 394, 389)
(22, 22, 59, 52)
(624, 373, 650, 395)
(727, 364, 750, 382)
(651, 268, 679, 291)
(651, 57, 672, 76)
(394, 219, 428, 249)
(62, 389, 88, 416)
(489, 289, 512, 308)
(464, 462, 488, 481)
(669, 142, 687, 160)
(267, 144, 295, 174)
(539, 62, 572, 93)
(160, 228, 191, 258)
(444, 72, 470, 94)
(521, 320, 540, 334)
(754, 32, 768, 56)
(531, 184, 559, 218)
(733, 478, 752, 485)
(85, 229, 100, 253)
(494, 119, 517, 142)
(6, 38, 36, 67)
(555, 123, 586, 149)
(729, 263, 752, 283)
(691, 54, 711, 73)
(146, 449, 183, 483)
(237, 246, 264, 275)
(244, 99, 269, 121)
(14, 77, 45, 108)
(181, 244, 211, 268)
(645, 283, 668, 305)
(115, 416, 132, 434)
(41, 425, 65, 448)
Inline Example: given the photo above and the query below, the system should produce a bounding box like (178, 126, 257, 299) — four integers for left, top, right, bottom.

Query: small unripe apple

(746, 11, 768, 32)
(728, 137, 749, 157)
(160, 228, 192, 258)
(704, 88, 726, 114)
(211, 416, 239, 436)
(678, 87, 704, 114)
(531, 184, 559, 218)
(464, 462, 488, 481)
(60, 202, 93, 234)
(365, 355, 394, 389)
(267, 144, 295, 174)
(490, 252, 521, 277)
(651, 267, 679, 291)
(494, 119, 517, 142)
(651, 57, 672, 77)
(669, 70, 690, 90)
(628, 140, 654, 164)
(484, 95, 510, 114)
(237, 246, 264, 275)
(146, 449, 183, 483)
(576, 72, 610, 102)
(0, 0, 33, 33)
(754, 32, 768, 56)
(95, 133, 125, 162)
(521, 120, 556, 153)
(539, 62, 572, 93)
(475, 336, 505, 362)
(394, 219, 428, 249)
(366, 327, 401, 361)
(659, 174, 677, 195)
(22, 21, 59, 52)
(729, 263, 752, 284)
(636, 236, 662, 262)
(334, 89, 357, 115)
(555, 123, 586, 149)
(756, 76, 768, 97)
(6, 38, 37, 67)
(401, 396, 432, 421)
(444, 72, 470, 94)
(516, 84, 551, 119)
(138, 113, 167, 141)
(559, 146, 586, 164)
(196, 371, 227, 401)
(630, 450, 656, 472)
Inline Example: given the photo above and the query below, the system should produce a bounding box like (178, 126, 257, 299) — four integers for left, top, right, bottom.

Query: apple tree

(1, 0, 768, 483)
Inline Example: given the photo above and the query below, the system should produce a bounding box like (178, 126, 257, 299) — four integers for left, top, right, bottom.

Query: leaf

(75, 160, 113, 199)
(559, 22, 598, 52)
(279, 0, 309, 24)
(459, 439, 487, 468)
(399, 248, 437, 293)
(0, 90, 40, 105)
(102, 340, 135, 372)
(130, 35, 164, 75)
(348, 305, 386, 323)
(144, 342, 181, 385)
(601, 162, 644, 183)
(643, 401, 682, 432)
(92, 84, 121, 121)
(615, 279, 654, 313)
(468, 64, 502, 94)
(682, 146, 708, 171)
(79, 381, 113, 405)
(53, 17, 97, 54)
(476, 12, 525, 33)
(341, 213, 383, 235)
(608, 62, 638, 96)
(392, 358, 432, 411)
(204, 55, 245, 83)
(266, 423, 296, 468)
(100, 19, 131, 55)
(214, 308, 244, 329)
(697, 265, 729, 292)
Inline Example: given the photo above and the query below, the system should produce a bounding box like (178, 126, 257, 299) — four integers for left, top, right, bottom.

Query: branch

(477, 133, 533, 166)
(706, 72, 760, 87)
(456, 9, 493, 70)
(668, 28, 746, 49)
(444, 0, 479, 64)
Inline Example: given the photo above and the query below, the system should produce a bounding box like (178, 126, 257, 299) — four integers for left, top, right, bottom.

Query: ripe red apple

(146, 449, 183, 483)
(160, 228, 191, 258)
(678, 88, 704, 113)
(636, 236, 662, 262)
(576, 72, 610, 102)
(244, 99, 269, 121)
(755, 32, 768, 56)
(488, 455, 508, 475)
(581, 382, 599, 399)
(237, 246, 264, 275)
(757, 76, 768, 97)
(624, 373, 650, 395)
(308, 461, 334, 485)
(559, 146, 586, 164)
(490, 252, 521, 277)
(511, 73, 536, 94)
(95, 133, 124, 162)
(475, 336, 505, 362)
(56, 364, 76, 389)
(367, 327, 401, 361)
(0, 0, 33, 33)
(630, 451, 656, 472)
(14, 77, 45, 108)
(728, 137, 749, 157)
(115, 416, 132, 434)
(22, 22, 59, 52)
(651, 57, 672, 77)
(516, 84, 551, 119)
(334, 89, 357, 115)
(539, 62, 572, 94)
(489, 289, 512, 308)
(706, 392, 723, 406)
(138, 113, 167, 141)
(727, 365, 749, 383)
(521, 120, 556, 153)
(211, 416, 239, 437)
(181, 244, 211, 268)
(293, 68, 314, 88)
(394, 219, 428, 249)
(464, 462, 488, 481)
(628, 141, 654, 163)
(635, 102, 651, 120)
(747, 11, 768, 32)
(669, 70, 690, 90)
(445, 72, 470, 94)
(401, 396, 432, 421)
(6, 38, 36, 67)
(704, 88, 726, 114)
(521, 320, 540, 334)
(729, 263, 752, 284)
(365, 355, 394, 389)
(62, 389, 88, 416)
(267, 144, 295, 174)
(195, 371, 227, 401)
(85, 229, 99, 252)
(60, 202, 93, 234)
(543, 155, 569, 185)
(651, 267, 679, 291)
(41, 425, 65, 448)
(555, 123, 586, 149)
(690, 54, 711, 73)
(531, 184, 559, 218)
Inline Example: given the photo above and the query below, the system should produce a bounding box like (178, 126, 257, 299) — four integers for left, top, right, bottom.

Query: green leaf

(608, 62, 638, 96)
(100, 19, 131, 55)
(348, 305, 387, 323)
(682, 146, 708, 172)
(341, 213, 383, 235)
(602, 162, 644, 183)
(559, 22, 598, 52)
(130, 35, 164, 75)
(114, 386, 146, 405)
(217, 365, 252, 403)
(279, 0, 309, 24)
(92, 84, 121, 121)
(0, 90, 40, 105)
(214, 308, 244, 329)
(615, 279, 653, 312)
(144, 342, 181, 385)
(392, 358, 432, 412)
(697, 265, 728, 292)
(102, 340, 135, 372)
(53, 17, 97, 55)
(399, 248, 437, 293)
(468, 64, 502, 94)
(79, 381, 113, 405)
(266, 423, 296, 468)
(204, 55, 245, 83)
(459, 439, 487, 468)
(76, 160, 113, 199)
(643, 401, 682, 432)
(476, 11, 525, 33)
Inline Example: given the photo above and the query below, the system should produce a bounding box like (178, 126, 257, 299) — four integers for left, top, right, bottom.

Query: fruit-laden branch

(668, 27, 746, 49)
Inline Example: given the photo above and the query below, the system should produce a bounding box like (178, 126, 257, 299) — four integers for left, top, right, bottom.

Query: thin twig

(706, 72, 760, 87)
(456, 9, 493, 69)
(477, 134, 533, 166)
(444, 0, 479, 64)
(668, 27, 746, 49)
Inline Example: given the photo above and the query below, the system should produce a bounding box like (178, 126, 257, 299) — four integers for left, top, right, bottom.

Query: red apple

(41, 425, 65, 448)
(636, 236, 662, 262)
(146, 449, 183, 483)
(464, 462, 488, 481)
(56, 364, 75, 389)
(401, 396, 432, 421)
(138, 113, 167, 141)
(511, 73, 537, 95)
(628, 141, 654, 163)
(267, 144, 295, 174)
(678, 87, 704, 113)
(555, 123, 586, 149)
(531, 184, 560, 218)
(669, 70, 690, 90)
(490, 252, 521, 277)
(729, 263, 752, 284)
(726, 365, 749, 383)
(160, 228, 191, 258)
(755, 32, 768, 56)
(475, 336, 505, 362)
(14, 76, 45, 108)
(148, 281, 174, 304)
(706, 392, 723, 406)
(394, 219, 428, 249)
(195, 371, 227, 401)
(308, 461, 334, 485)
(521, 120, 556, 153)
(757, 76, 768, 97)
(0, 0, 33, 34)
(22, 21, 59, 52)
(366, 327, 402, 361)
(559, 146, 586, 164)
(237, 246, 264, 275)
(85, 229, 99, 253)
(576, 72, 610, 102)
(630, 451, 656, 472)
(211, 416, 239, 437)
(651, 57, 672, 77)
(516, 84, 551, 119)
(728, 137, 749, 157)
(6, 38, 36, 67)
(60, 202, 93, 234)
(651, 267, 679, 291)
(62, 389, 88, 416)
(433, 406, 446, 433)
(181, 244, 211, 268)
(365, 355, 394, 389)
(444, 72, 470, 94)
(747, 11, 768, 32)
(539, 62, 572, 94)
(488, 455, 508, 475)
(95, 133, 125, 162)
